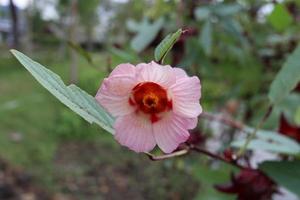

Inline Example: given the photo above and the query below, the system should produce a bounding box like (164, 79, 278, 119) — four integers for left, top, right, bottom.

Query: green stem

(237, 105, 273, 157)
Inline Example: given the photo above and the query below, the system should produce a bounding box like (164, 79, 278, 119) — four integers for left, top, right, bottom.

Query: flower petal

(110, 63, 136, 77)
(170, 76, 202, 118)
(114, 113, 156, 153)
(184, 117, 198, 130)
(136, 61, 175, 88)
(173, 67, 188, 80)
(153, 112, 190, 153)
(96, 93, 134, 117)
(101, 75, 137, 96)
(95, 76, 136, 117)
(95, 63, 138, 117)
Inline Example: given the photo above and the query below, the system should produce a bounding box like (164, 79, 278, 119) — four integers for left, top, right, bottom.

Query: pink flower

(96, 61, 202, 153)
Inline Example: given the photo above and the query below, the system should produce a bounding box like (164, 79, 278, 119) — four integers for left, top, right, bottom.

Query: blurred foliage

(268, 3, 293, 32)
(260, 160, 300, 197)
(128, 17, 164, 52)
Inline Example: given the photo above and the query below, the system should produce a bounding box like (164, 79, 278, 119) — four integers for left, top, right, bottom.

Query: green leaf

(221, 18, 246, 45)
(275, 93, 300, 125)
(295, 106, 300, 126)
(192, 163, 236, 200)
(232, 140, 299, 155)
(231, 128, 300, 155)
(10, 50, 115, 134)
(268, 44, 300, 105)
(200, 20, 212, 55)
(126, 19, 140, 32)
(213, 3, 242, 17)
(154, 28, 182, 64)
(260, 160, 300, 197)
(194, 7, 210, 21)
(130, 17, 164, 53)
(267, 4, 293, 32)
(109, 47, 141, 63)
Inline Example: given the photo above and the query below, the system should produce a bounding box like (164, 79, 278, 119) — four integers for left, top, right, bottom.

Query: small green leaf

(154, 28, 182, 64)
(268, 44, 300, 105)
(231, 128, 300, 155)
(267, 4, 293, 32)
(260, 160, 300, 197)
(10, 50, 115, 134)
(200, 20, 212, 55)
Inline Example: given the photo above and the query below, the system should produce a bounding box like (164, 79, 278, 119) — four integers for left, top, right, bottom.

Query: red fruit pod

(279, 114, 300, 143)
(215, 168, 278, 200)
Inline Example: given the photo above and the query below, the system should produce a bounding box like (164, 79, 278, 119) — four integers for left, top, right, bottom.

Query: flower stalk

(146, 143, 244, 169)
(237, 105, 273, 157)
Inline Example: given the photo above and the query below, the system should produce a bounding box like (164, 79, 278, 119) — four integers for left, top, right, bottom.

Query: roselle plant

(11, 29, 300, 199)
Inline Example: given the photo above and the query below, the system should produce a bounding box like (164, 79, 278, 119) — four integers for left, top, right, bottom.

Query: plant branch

(146, 144, 244, 169)
(145, 110, 266, 167)
(188, 144, 244, 169)
(237, 105, 273, 157)
(145, 149, 189, 161)
(200, 112, 245, 131)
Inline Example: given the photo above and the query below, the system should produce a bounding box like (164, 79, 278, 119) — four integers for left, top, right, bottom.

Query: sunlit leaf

(10, 50, 115, 134)
(268, 44, 300, 105)
(260, 160, 300, 197)
(267, 4, 293, 32)
(154, 28, 182, 64)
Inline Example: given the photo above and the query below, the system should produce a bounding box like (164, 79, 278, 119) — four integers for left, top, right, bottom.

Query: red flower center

(129, 82, 172, 122)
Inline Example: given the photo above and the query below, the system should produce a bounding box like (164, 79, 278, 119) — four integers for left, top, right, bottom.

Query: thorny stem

(237, 105, 273, 157)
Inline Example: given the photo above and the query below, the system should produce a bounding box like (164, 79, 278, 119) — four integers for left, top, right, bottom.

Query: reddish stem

(188, 144, 244, 169)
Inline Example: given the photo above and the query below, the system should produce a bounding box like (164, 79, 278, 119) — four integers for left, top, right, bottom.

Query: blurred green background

(0, 0, 299, 199)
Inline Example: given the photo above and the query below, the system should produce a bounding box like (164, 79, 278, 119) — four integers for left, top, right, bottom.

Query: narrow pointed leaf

(231, 128, 300, 155)
(10, 50, 115, 134)
(268, 44, 300, 105)
(154, 28, 183, 64)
